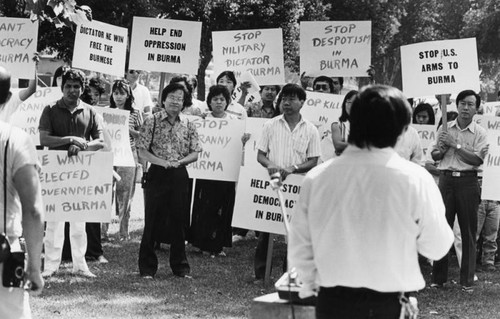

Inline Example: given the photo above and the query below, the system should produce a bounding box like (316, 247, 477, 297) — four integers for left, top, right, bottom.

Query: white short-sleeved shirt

(0, 90, 22, 122)
(226, 101, 247, 120)
(395, 126, 423, 165)
(0, 122, 38, 238)
(258, 115, 321, 167)
(132, 83, 153, 114)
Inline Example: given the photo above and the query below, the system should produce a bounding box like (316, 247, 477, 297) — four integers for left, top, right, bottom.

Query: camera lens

(14, 266, 24, 279)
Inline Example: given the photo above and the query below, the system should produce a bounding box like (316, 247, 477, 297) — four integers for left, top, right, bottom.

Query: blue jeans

(477, 200, 500, 265)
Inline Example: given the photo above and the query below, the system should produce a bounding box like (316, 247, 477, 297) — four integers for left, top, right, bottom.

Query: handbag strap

(3, 132, 9, 235)
(149, 115, 156, 153)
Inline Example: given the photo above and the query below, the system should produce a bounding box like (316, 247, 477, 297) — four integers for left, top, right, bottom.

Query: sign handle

(264, 233, 275, 286)
(441, 95, 448, 132)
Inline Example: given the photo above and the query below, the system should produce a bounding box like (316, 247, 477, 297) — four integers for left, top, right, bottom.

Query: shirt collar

(158, 110, 180, 123)
(57, 98, 85, 111)
(450, 119, 476, 133)
(278, 114, 305, 126)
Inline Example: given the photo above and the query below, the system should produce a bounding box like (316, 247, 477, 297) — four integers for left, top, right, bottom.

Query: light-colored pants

(44, 221, 89, 273)
(0, 263, 31, 319)
(115, 165, 137, 238)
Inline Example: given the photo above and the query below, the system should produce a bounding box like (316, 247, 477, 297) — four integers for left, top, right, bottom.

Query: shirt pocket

(292, 135, 308, 156)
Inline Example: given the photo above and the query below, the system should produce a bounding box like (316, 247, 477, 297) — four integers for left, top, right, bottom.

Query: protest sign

(243, 118, 271, 169)
(301, 91, 343, 161)
(212, 28, 285, 85)
(10, 87, 63, 145)
(474, 115, 500, 131)
(482, 102, 500, 116)
(129, 17, 201, 74)
(400, 38, 480, 97)
(72, 20, 128, 77)
(185, 116, 245, 181)
(411, 124, 437, 158)
(300, 21, 371, 77)
(481, 131, 500, 201)
(232, 166, 303, 235)
(38, 151, 113, 222)
(94, 107, 135, 167)
(0, 17, 38, 79)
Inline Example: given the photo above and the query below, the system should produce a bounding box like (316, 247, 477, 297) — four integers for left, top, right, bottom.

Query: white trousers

(44, 222, 89, 273)
(0, 264, 31, 319)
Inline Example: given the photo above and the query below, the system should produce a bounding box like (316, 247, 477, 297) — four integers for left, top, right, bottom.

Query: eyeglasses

(314, 84, 330, 91)
(167, 96, 184, 103)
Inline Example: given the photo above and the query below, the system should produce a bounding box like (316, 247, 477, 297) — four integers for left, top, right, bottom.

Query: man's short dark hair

(280, 83, 306, 101)
(61, 69, 86, 88)
(0, 68, 11, 105)
(348, 85, 411, 149)
(313, 76, 334, 93)
(333, 76, 344, 87)
(206, 85, 231, 111)
(456, 90, 481, 109)
(259, 85, 281, 94)
(161, 82, 190, 109)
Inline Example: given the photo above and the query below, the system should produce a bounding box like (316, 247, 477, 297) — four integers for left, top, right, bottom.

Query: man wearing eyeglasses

(312, 76, 343, 94)
(430, 89, 488, 293)
(126, 69, 153, 114)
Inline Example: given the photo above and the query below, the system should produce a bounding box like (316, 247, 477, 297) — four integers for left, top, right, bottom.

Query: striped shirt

(129, 108, 143, 151)
(257, 115, 321, 167)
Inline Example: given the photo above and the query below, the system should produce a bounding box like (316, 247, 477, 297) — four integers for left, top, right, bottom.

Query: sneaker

(141, 275, 154, 280)
(461, 286, 473, 293)
(232, 235, 244, 243)
(474, 275, 478, 282)
(97, 256, 109, 264)
(75, 270, 97, 278)
(430, 283, 443, 289)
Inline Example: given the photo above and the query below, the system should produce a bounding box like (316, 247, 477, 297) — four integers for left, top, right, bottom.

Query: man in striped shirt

(253, 83, 321, 281)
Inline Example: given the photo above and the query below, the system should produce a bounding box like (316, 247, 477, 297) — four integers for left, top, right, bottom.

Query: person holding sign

(189, 85, 237, 257)
(110, 80, 143, 241)
(39, 68, 105, 278)
(216, 71, 248, 120)
(245, 85, 281, 118)
(312, 76, 343, 94)
(137, 83, 201, 279)
(254, 83, 321, 281)
(331, 90, 357, 156)
(288, 85, 453, 318)
(0, 66, 44, 319)
(430, 90, 487, 292)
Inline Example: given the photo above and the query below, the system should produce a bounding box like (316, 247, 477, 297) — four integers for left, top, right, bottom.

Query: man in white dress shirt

(288, 85, 453, 319)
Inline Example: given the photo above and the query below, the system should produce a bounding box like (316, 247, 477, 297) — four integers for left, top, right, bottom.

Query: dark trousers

(138, 165, 190, 277)
(254, 232, 286, 279)
(432, 174, 480, 287)
(316, 286, 401, 319)
(85, 223, 103, 259)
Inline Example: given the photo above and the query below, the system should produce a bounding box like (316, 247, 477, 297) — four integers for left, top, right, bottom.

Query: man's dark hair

(161, 82, 190, 109)
(206, 85, 231, 111)
(259, 85, 281, 94)
(456, 90, 481, 109)
(333, 76, 344, 87)
(61, 69, 86, 89)
(216, 71, 237, 89)
(52, 65, 69, 87)
(339, 90, 358, 122)
(348, 85, 411, 149)
(312, 76, 334, 93)
(0, 68, 11, 105)
(280, 83, 306, 101)
(412, 103, 435, 125)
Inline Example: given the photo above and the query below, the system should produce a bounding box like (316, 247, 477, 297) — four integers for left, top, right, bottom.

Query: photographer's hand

(26, 266, 44, 295)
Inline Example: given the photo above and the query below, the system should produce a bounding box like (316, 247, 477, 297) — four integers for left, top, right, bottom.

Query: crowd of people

(1, 59, 500, 317)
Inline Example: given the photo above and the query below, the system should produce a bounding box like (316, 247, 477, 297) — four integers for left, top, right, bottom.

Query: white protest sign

(243, 118, 271, 169)
(482, 102, 500, 116)
(301, 91, 344, 161)
(186, 116, 245, 181)
(129, 17, 201, 74)
(412, 124, 437, 159)
(0, 17, 38, 79)
(300, 21, 371, 77)
(94, 107, 135, 167)
(10, 87, 63, 145)
(232, 166, 303, 235)
(212, 28, 285, 85)
(482, 131, 500, 201)
(72, 20, 128, 77)
(474, 115, 500, 131)
(38, 151, 113, 222)
(400, 38, 480, 97)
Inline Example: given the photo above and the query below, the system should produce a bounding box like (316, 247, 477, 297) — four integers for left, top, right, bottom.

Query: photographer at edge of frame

(0, 66, 45, 319)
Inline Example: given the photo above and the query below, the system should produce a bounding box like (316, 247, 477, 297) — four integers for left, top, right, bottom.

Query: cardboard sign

(232, 166, 303, 235)
(0, 17, 38, 79)
(301, 91, 344, 161)
(212, 28, 285, 85)
(300, 21, 371, 77)
(10, 87, 63, 145)
(400, 38, 480, 97)
(38, 151, 113, 222)
(482, 131, 500, 201)
(186, 116, 245, 181)
(411, 124, 437, 159)
(243, 118, 271, 169)
(482, 102, 500, 116)
(72, 20, 128, 77)
(474, 115, 500, 131)
(129, 17, 201, 74)
(94, 107, 135, 167)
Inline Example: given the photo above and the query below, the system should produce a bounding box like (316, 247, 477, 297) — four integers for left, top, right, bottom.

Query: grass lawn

(30, 191, 500, 318)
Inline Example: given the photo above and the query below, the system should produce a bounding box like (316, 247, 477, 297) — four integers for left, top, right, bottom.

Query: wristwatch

(293, 165, 299, 173)
(456, 144, 462, 150)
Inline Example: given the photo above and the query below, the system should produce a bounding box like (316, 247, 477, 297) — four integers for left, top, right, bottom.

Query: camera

(0, 233, 11, 263)
(2, 252, 25, 288)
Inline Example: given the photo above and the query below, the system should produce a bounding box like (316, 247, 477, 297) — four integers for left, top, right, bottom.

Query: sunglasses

(314, 84, 330, 91)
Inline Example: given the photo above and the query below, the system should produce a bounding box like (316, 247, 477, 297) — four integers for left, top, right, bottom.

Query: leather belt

(441, 170, 477, 177)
